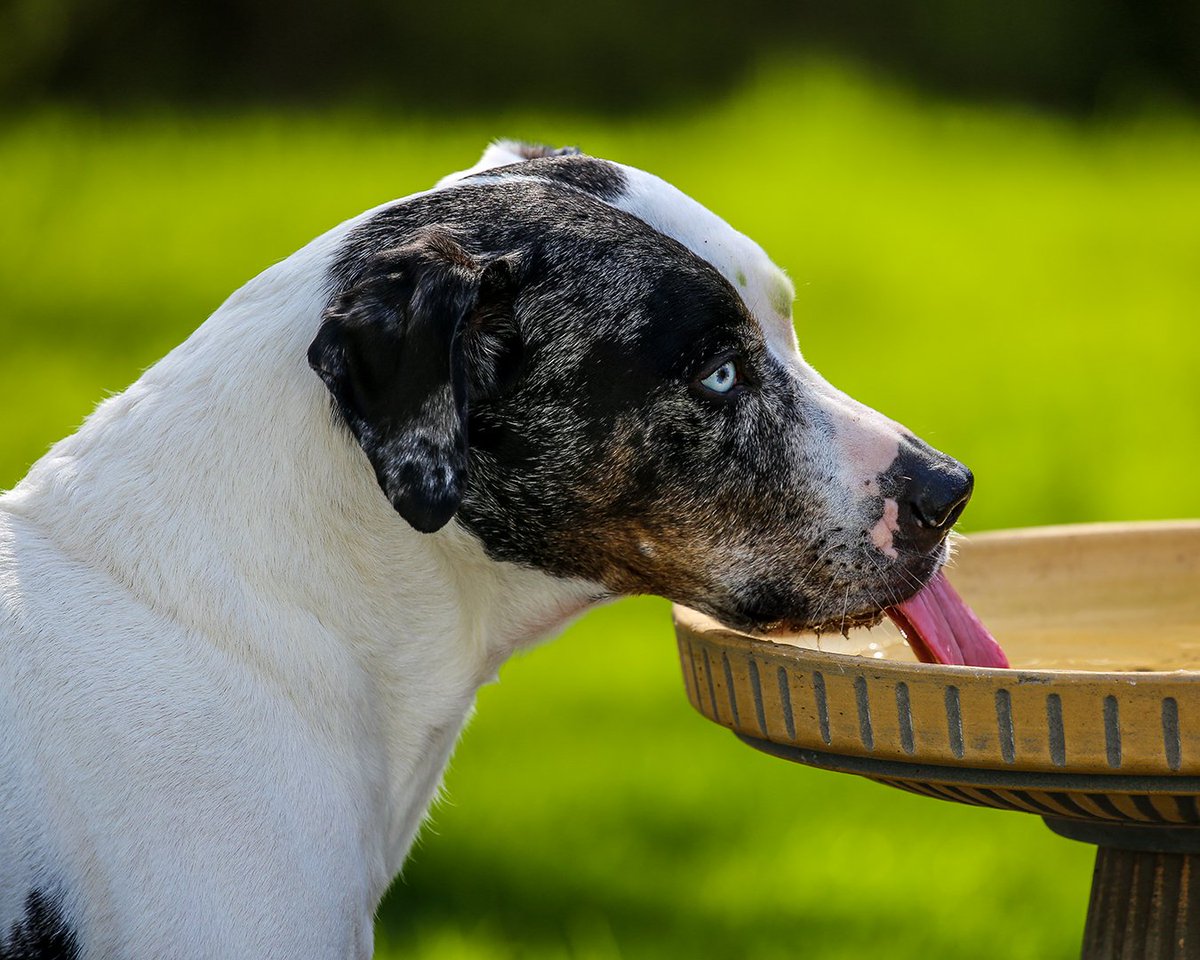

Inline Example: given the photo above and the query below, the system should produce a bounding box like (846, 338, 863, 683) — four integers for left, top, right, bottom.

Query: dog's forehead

(447, 149, 799, 360)
(607, 166, 798, 358)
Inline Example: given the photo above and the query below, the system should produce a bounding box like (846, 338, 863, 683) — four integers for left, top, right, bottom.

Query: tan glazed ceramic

(676, 521, 1200, 789)
(674, 521, 1200, 959)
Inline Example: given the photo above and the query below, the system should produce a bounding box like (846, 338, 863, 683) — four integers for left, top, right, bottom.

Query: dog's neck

(2, 232, 603, 876)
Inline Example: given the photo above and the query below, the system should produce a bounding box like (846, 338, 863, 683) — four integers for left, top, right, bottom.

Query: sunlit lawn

(3, 59, 1198, 958)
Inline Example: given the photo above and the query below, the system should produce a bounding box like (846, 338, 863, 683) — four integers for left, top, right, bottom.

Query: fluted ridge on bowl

(676, 624, 1200, 779)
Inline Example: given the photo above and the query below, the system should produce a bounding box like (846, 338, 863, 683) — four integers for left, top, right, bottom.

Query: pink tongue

(885, 571, 1009, 668)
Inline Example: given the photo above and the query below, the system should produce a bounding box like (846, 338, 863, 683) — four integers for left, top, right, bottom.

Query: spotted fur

(324, 155, 969, 633)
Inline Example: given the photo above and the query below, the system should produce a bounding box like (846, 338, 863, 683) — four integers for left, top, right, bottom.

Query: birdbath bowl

(674, 521, 1200, 959)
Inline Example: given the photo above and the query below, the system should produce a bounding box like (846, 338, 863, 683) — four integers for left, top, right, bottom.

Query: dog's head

(309, 144, 973, 634)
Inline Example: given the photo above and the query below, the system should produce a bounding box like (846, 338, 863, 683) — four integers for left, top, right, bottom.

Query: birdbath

(674, 521, 1200, 959)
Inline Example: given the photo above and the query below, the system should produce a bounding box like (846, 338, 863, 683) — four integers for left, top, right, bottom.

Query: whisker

(863, 553, 905, 609)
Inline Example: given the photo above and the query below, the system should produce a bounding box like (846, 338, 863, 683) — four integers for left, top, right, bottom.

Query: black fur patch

(321, 172, 957, 634)
(324, 178, 761, 559)
(311, 229, 499, 533)
(331, 178, 665, 315)
(1, 891, 78, 960)
(467, 154, 628, 202)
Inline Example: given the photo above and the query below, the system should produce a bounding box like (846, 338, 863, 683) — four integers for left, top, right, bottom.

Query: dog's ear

(308, 229, 520, 533)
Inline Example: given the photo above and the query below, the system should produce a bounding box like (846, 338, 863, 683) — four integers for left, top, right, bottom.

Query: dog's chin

(699, 603, 888, 639)
(686, 535, 955, 643)
(756, 607, 888, 638)
(687, 538, 956, 639)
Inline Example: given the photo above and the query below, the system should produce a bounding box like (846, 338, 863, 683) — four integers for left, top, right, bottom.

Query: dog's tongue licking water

(884, 572, 1009, 668)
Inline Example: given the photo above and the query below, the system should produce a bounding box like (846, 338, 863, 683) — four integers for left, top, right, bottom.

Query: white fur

(0, 206, 601, 958)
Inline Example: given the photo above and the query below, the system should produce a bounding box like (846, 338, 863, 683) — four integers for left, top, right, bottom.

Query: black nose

(890, 443, 974, 552)
(912, 464, 973, 530)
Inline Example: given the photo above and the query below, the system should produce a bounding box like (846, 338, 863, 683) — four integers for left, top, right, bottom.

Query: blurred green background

(3, 5, 1200, 958)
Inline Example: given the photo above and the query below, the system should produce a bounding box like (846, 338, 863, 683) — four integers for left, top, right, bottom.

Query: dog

(0, 141, 972, 959)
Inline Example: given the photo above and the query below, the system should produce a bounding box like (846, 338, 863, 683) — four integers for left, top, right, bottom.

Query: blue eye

(699, 360, 739, 395)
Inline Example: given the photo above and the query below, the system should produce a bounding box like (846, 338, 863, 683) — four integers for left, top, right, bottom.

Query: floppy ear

(308, 228, 519, 533)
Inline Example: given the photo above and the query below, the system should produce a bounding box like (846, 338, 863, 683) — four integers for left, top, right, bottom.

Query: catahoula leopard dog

(0, 142, 973, 959)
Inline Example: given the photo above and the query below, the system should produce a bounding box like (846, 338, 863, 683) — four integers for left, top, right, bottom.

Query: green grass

(3, 59, 1199, 958)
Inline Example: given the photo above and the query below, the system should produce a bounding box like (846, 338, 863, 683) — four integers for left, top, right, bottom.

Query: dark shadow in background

(2, 0, 1198, 116)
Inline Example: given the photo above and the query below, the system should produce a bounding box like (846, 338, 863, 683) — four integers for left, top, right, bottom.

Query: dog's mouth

(732, 571, 1008, 669)
(883, 571, 1009, 668)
